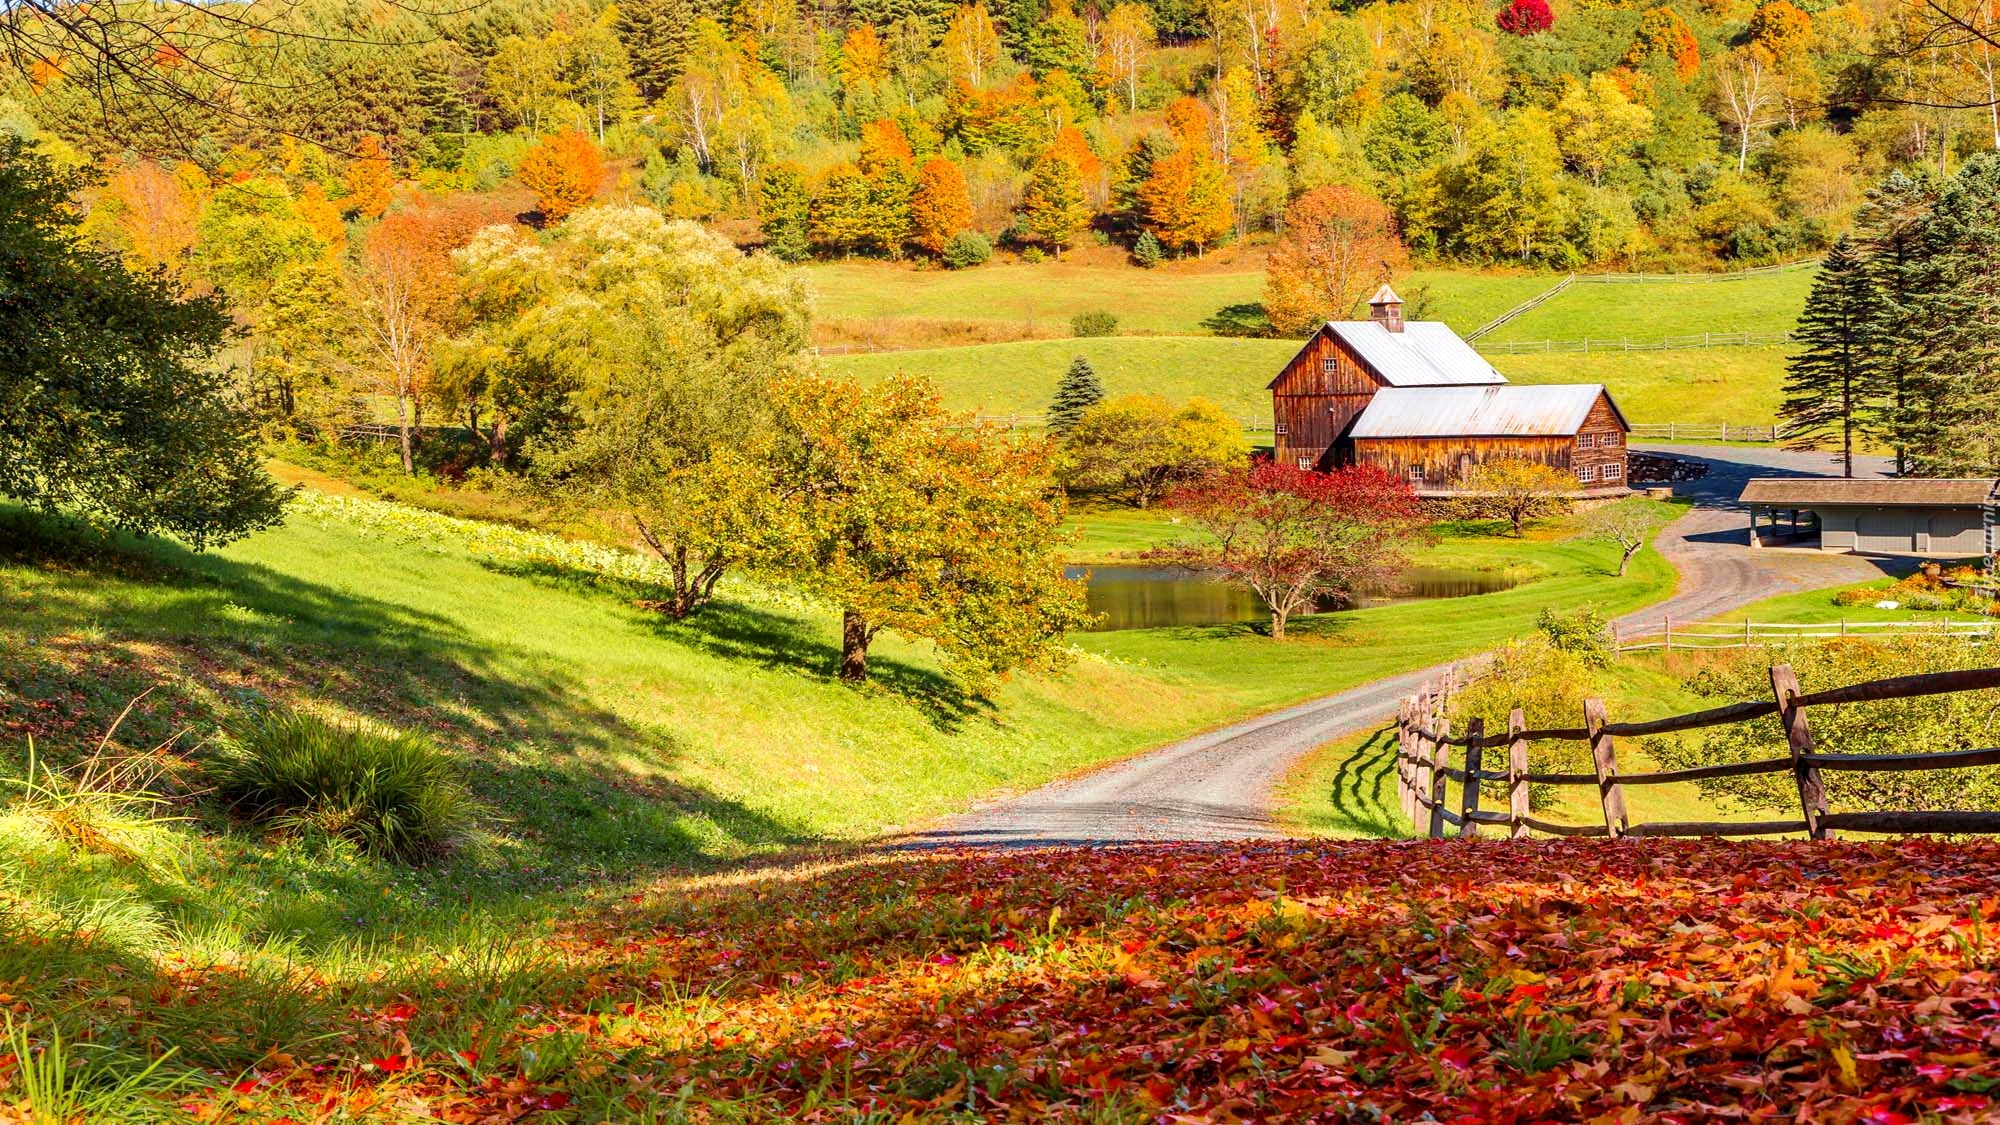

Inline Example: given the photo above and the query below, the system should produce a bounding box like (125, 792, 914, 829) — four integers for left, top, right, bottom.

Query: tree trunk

(489, 411, 509, 468)
(1619, 544, 1638, 576)
(840, 609, 871, 682)
(1270, 607, 1287, 640)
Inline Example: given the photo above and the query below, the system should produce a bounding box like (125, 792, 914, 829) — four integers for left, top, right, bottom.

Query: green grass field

(1498, 345, 1789, 425)
(806, 260, 1552, 336)
(827, 335, 1295, 422)
(1480, 268, 1815, 344)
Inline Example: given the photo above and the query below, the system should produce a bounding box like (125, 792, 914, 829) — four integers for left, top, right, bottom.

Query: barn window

(1407, 466, 1425, 483)
(1297, 456, 1312, 470)
(1603, 432, 1622, 446)
(1578, 465, 1598, 483)
(1604, 463, 1623, 480)
(1577, 433, 1596, 448)
(1274, 423, 1288, 435)
(1322, 358, 1338, 375)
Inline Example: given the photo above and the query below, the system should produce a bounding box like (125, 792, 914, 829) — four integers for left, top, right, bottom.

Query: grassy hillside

(826, 335, 1294, 421)
(1498, 346, 1789, 425)
(829, 334, 1791, 427)
(1481, 268, 1815, 344)
(806, 259, 1552, 337)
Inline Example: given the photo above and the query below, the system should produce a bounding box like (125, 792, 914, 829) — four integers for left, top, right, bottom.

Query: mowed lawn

(806, 259, 1553, 336)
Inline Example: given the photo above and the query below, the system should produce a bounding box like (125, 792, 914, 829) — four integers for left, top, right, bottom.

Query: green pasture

(1498, 345, 1790, 426)
(827, 335, 1295, 423)
(1480, 268, 1815, 344)
(805, 260, 1552, 337)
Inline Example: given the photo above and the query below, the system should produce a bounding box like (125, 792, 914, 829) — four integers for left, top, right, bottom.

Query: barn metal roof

(1347, 384, 1618, 438)
(1739, 478, 2000, 508)
(1325, 321, 1507, 387)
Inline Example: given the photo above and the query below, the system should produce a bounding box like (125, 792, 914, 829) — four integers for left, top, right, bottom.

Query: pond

(1067, 565, 1523, 632)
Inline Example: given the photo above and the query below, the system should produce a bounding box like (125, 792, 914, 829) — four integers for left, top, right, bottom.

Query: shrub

(1536, 605, 1612, 667)
(1132, 231, 1163, 268)
(1649, 636, 2000, 813)
(1071, 310, 1118, 337)
(941, 230, 991, 269)
(1497, 0, 1553, 35)
(207, 712, 480, 863)
(1020, 246, 1047, 264)
(1448, 638, 1594, 809)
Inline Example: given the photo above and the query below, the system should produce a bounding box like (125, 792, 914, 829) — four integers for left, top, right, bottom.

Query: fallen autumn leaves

(16, 838, 2000, 1122)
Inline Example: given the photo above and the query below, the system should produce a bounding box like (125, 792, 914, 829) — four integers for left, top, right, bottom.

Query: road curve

(903, 446, 1899, 847)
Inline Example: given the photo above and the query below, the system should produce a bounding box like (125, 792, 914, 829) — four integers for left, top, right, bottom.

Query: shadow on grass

(0, 507, 809, 907)
(1322, 725, 1407, 838)
(1201, 302, 1277, 338)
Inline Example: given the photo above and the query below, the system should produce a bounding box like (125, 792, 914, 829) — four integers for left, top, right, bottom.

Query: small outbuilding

(1738, 477, 2000, 556)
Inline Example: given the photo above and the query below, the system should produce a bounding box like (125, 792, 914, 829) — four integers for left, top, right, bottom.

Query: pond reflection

(1067, 565, 1522, 632)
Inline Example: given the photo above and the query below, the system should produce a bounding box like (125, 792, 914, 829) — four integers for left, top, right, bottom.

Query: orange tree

(749, 373, 1092, 685)
(1137, 146, 1233, 256)
(1262, 185, 1407, 334)
(909, 156, 974, 256)
(1156, 461, 1424, 640)
(518, 131, 607, 222)
(341, 135, 394, 219)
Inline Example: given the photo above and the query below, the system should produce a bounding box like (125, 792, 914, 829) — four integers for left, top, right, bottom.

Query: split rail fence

(1614, 617, 1998, 653)
(1628, 422, 1780, 442)
(1394, 664, 2000, 841)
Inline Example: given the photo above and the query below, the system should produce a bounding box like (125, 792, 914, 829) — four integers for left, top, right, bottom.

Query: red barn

(1269, 286, 1631, 494)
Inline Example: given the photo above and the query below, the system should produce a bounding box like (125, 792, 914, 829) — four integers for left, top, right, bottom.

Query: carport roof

(1739, 478, 2000, 507)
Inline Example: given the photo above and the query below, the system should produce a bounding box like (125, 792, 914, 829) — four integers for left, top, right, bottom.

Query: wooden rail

(1394, 664, 2000, 841)
(1479, 332, 1789, 356)
(1628, 422, 1780, 442)
(1614, 617, 1997, 653)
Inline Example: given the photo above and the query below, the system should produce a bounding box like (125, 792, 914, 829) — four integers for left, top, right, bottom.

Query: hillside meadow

(819, 260, 1805, 427)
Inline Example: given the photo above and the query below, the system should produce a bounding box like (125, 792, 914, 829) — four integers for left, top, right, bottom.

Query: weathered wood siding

(1569, 393, 1629, 486)
(1271, 327, 1382, 469)
(1354, 436, 1573, 488)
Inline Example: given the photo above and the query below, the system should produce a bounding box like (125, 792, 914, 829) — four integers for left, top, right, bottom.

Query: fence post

(1663, 616, 1673, 657)
(1584, 698, 1628, 839)
(1396, 700, 1415, 821)
(1769, 664, 1830, 840)
(1507, 709, 1529, 839)
(1412, 692, 1432, 829)
(1428, 718, 1451, 840)
(1745, 618, 1754, 648)
(1460, 719, 1485, 839)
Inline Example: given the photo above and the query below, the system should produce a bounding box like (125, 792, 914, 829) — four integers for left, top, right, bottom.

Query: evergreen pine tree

(1047, 356, 1105, 432)
(618, 0, 703, 102)
(1884, 158, 2000, 476)
(1781, 237, 1882, 478)
(1854, 170, 1940, 476)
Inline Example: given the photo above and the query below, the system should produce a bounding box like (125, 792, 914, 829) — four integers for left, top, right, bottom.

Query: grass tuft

(207, 711, 483, 863)
(0, 1016, 186, 1123)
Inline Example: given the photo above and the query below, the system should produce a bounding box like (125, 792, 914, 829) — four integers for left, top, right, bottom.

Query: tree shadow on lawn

(1, 510, 809, 899)
(477, 554, 993, 731)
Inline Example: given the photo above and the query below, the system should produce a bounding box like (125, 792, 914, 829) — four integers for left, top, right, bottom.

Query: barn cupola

(1367, 284, 1405, 333)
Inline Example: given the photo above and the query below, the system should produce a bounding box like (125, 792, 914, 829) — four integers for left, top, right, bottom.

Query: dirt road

(907, 446, 1896, 846)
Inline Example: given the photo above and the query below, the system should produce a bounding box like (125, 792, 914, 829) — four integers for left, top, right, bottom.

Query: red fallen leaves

(163, 839, 2000, 1122)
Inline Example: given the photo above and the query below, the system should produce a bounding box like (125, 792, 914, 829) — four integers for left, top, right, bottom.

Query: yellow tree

(95, 160, 203, 280)
(1138, 147, 1234, 256)
(341, 135, 394, 220)
(840, 25, 889, 91)
(1097, 2, 1155, 111)
(1552, 74, 1654, 185)
(942, 4, 1005, 88)
(1020, 148, 1092, 258)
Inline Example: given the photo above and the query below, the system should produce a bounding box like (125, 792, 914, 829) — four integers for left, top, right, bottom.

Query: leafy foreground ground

(29, 838, 2000, 1123)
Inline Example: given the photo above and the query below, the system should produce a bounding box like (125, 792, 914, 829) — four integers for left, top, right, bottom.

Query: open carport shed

(1739, 477, 1999, 555)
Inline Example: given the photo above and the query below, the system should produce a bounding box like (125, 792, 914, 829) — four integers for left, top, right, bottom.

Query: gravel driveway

(905, 445, 1900, 846)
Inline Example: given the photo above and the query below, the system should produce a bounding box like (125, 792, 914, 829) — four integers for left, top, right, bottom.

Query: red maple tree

(1156, 461, 1425, 640)
(1497, 0, 1554, 35)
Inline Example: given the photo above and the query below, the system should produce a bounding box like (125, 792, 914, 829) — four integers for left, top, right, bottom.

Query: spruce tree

(617, 0, 702, 102)
(1885, 158, 2000, 476)
(1853, 170, 1941, 475)
(1781, 237, 1882, 478)
(1048, 356, 1105, 433)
